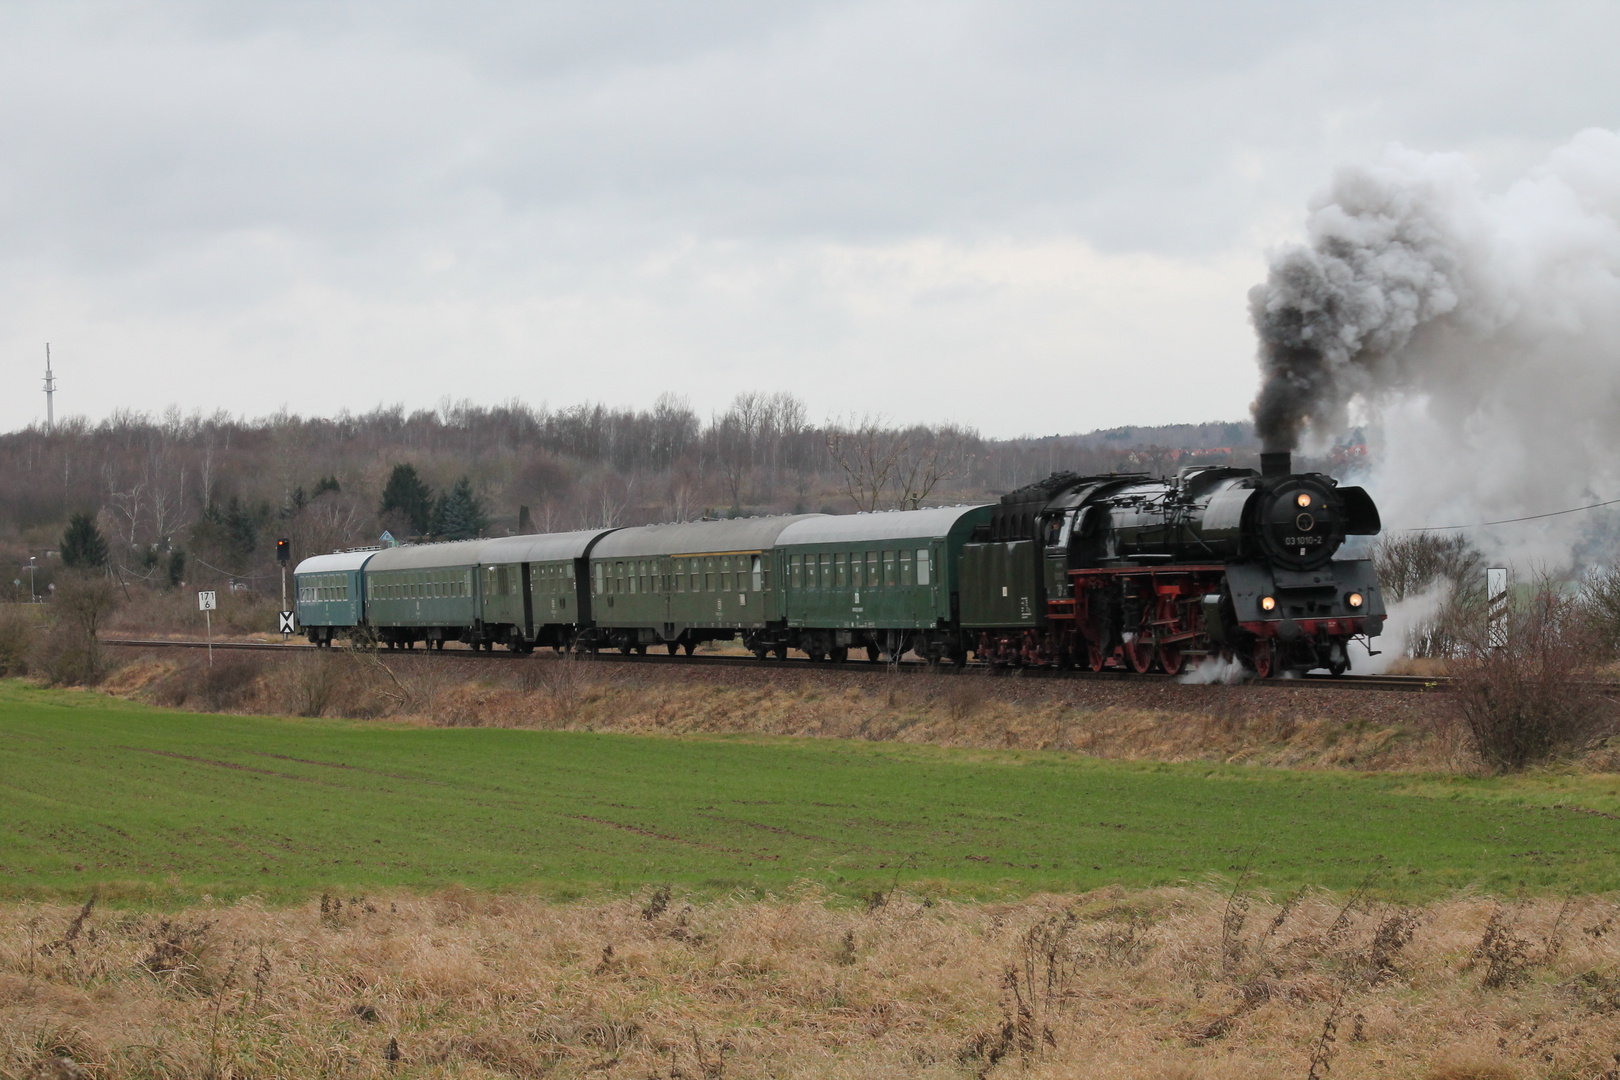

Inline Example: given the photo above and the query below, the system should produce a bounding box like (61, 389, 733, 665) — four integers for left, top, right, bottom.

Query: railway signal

(277, 538, 291, 640)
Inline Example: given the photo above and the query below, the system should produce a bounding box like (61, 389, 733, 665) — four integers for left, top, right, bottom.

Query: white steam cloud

(1251, 128, 1620, 568)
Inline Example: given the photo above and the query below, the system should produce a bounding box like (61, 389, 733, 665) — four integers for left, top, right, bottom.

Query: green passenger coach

(774, 505, 992, 663)
(364, 539, 488, 650)
(293, 549, 378, 647)
(476, 529, 618, 652)
(584, 515, 821, 655)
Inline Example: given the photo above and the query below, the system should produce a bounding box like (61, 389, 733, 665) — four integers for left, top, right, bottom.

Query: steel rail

(102, 636, 1451, 692)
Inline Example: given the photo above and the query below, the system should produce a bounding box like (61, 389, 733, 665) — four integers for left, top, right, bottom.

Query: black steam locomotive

(963, 451, 1384, 676)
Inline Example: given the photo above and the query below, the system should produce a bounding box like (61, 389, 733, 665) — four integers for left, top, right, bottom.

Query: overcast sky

(1, 1, 1616, 438)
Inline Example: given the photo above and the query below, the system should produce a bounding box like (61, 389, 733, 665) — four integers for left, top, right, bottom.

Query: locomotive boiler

(961, 451, 1385, 676)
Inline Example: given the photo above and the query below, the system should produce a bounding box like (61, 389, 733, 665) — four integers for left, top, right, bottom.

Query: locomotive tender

(294, 451, 1384, 676)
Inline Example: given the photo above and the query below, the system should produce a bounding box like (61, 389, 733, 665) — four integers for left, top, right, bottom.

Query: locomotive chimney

(1260, 450, 1292, 478)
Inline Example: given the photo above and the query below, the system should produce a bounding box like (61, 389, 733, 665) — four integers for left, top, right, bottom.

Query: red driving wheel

(1157, 644, 1183, 676)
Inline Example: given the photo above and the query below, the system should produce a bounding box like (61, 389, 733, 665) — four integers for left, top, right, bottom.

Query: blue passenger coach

(292, 549, 378, 647)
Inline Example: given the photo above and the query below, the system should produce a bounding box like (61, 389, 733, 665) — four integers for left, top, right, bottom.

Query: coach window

(704, 558, 715, 592)
(834, 552, 847, 587)
(594, 564, 604, 594)
(751, 555, 763, 591)
(917, 548, 931, 585)
(719, 557, 731, 592)
(790, 554, 802, 589)
(690, 563, 701, 591)
(883, 551, 896, 586)
(819, 553, 832, 588)
(900, 550, 913, 586)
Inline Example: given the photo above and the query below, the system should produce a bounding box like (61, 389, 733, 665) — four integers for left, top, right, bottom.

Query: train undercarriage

(971, 565, 1368, 677)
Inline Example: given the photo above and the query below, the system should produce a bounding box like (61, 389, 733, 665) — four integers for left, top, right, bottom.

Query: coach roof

(591, 515, 824, 559)
(292, 549, 379, 576)
(775, 505, 991, 546)
(480, 529, 618, 564)
(364, 539, 491, 571)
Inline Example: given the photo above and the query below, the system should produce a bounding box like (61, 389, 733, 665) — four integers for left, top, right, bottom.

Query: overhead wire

(1398, 496, 1620, 533)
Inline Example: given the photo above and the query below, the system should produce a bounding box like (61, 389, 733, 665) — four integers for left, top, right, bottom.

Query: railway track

(102, 636, 1449, 692)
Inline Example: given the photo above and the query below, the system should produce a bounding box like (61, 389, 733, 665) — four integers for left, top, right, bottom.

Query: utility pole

(25, 557, 37, 603)
(43, 344, 55, 434)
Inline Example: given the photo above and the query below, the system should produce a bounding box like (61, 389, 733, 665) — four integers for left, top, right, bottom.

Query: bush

(197, 653, 265, 711)
(36, 573, 121, 686)
(0, 605, 39, 676)
(1451, 578, 1613, 771)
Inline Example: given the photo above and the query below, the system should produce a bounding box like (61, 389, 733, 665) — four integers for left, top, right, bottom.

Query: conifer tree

(379, 464, 435, 535)
(433, 476, 489, 540)
(60, 512, 109, 570)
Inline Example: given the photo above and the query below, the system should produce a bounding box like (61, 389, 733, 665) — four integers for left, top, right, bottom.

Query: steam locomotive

(294, 451, 1384, 677)
(965, 450, 1384, 676)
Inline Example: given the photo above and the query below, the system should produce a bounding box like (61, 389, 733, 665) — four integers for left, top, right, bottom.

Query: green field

(1, 681, 1618, 902)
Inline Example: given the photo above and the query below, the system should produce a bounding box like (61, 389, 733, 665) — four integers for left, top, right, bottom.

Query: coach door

(520, 563, 534, 640)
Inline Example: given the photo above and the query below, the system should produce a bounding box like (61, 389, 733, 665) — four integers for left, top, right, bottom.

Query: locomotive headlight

(1296, 492, 1312, 508)
(1347, 592, 1364, 608)
(1260, 595, 1277, 612)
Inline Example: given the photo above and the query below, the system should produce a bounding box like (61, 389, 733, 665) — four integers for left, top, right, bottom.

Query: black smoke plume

(1248, 157, 1466, 451)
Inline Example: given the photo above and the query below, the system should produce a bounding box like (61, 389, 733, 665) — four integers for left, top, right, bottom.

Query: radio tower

(42, 344, 55, 433)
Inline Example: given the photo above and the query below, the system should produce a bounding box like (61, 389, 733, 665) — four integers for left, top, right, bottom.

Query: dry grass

(4, 887, 1618, 1079)
(93, 648, 1493, 772)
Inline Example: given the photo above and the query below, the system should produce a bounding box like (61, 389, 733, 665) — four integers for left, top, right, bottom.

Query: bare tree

(827, 415, 904, 512)
(894, 424, 975, 509)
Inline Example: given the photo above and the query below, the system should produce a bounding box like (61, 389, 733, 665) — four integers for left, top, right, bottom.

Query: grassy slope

(1, 680, 1617, 902)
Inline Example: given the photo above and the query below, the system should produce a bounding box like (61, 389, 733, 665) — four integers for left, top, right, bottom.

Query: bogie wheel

(619, 643, 633, 656)
(1251, 640, 1274, 679)
(1089, 641, 1107, 672)
(1328, 661, 1347, 676)
(684, 641, 696, 656)
(866, 644, 882, 663)
(635, 644, 648, 656)
(752, 646, 769, 660)
(774, 645, 788, 660)
(1157, 644, 1183, 677)
(808, 649, 826, 663)
(1125, 638, 1155, 674)
(668, 642, 680, 656)
(831, 646, 848, 663)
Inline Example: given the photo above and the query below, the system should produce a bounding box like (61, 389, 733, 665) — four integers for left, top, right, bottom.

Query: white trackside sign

(197, 590, 217, 611)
